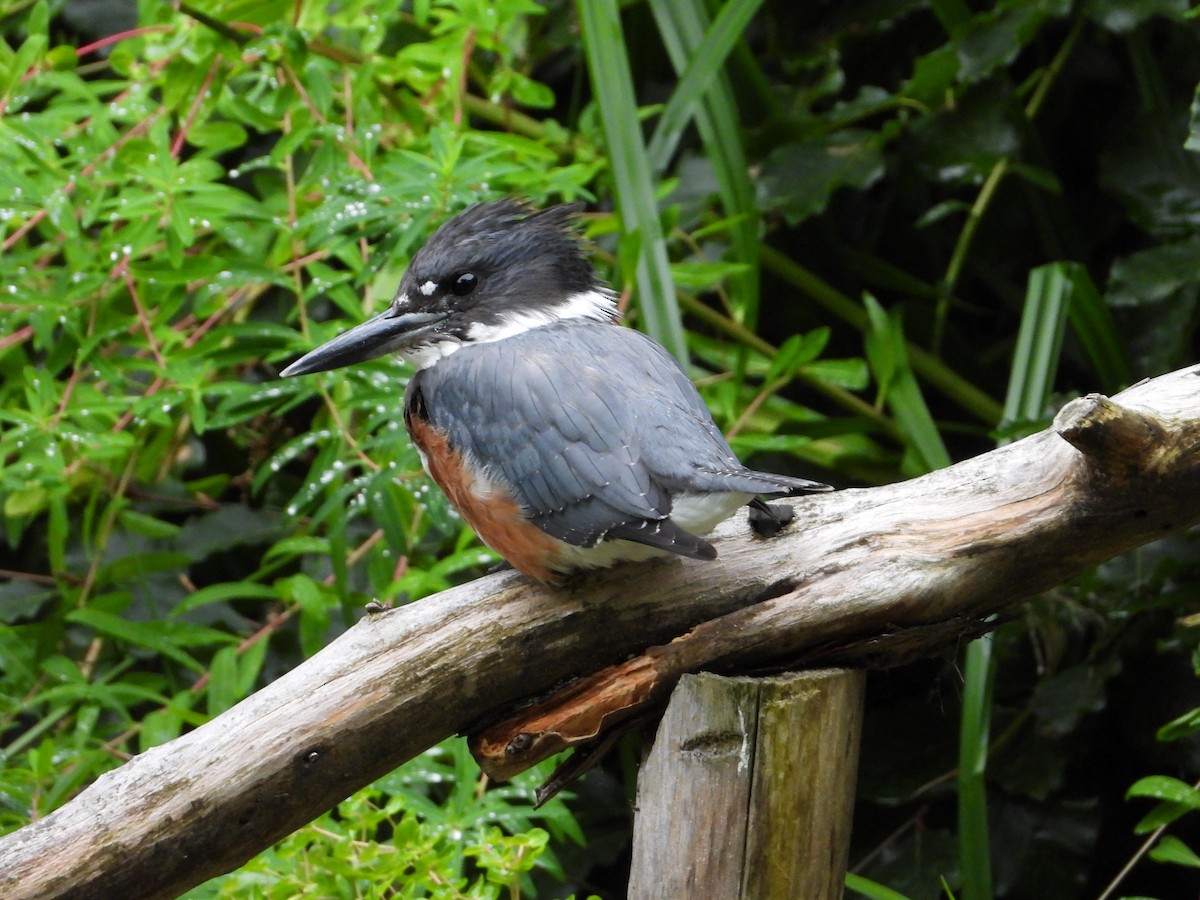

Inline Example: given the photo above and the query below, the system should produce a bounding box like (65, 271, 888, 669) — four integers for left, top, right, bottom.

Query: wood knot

(506, 732, 535, 754)
(1053, 394, 1168, 475)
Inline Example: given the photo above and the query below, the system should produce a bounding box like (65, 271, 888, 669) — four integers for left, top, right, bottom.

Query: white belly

(549, 490, 751, 573)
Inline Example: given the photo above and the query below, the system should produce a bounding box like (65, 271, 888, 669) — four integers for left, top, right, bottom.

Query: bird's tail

(700, 468, 833, 497)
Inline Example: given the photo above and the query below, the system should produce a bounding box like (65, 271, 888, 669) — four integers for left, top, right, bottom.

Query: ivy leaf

(758, 130, 886, 225)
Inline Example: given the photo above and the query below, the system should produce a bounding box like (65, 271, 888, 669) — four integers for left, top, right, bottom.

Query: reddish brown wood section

(406, 414, 563, 583)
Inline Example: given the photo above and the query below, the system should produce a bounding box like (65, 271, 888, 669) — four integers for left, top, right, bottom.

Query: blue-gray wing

(411, 320, 750, 551)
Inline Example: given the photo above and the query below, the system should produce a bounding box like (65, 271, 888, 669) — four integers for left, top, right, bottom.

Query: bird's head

(280, 199, 618, 377)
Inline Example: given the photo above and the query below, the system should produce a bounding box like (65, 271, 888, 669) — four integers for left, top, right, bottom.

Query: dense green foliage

(1, 0, 1199, 896)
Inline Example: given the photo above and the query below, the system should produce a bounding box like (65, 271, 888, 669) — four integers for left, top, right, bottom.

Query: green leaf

(303, 59, 334, 115)
(263, 536, 334, 562)
(1106, 238, 1200, 307)
(65, 609, 204, 672)
(506, 71, 555, 109)
(1056, 263, 1131, 393)
(800, 358, 870, 390)
(1149, 834, 1200, 868)
(1127, 775, 1200, 807)
(1, 28, 47, 105)
(864, 296, 950, 474)
(185, 121, 249, 151)
(1188, 82, 1200, 153)
(117, 509, 182, 539)
(1086, 0, 1189, 33)
(4, 485, 47, 518)
(96, 552, 194, 585)
(668, 260, 751, 290)
(27, 0, 49, 37)
(1099, 106, 1200, 238)
(1133, 798, 1194, 835)
(645, 0, 765, 175)
(766, 330, 830, 382)
(1003, 262, 1071, 427)
(279, 574, 331, 658)
(1030, 658, 1119, 738)
(207, 646, 241, 716)
(954, 1, 1069, 85)
(174, 581, 279, 615)
(1157, 706, 1200, 742)
(911, 78, 1020, 185)
(904, 45, 959, 107)
(235, 637, 269, 697)
(845, 872, 915, 900)
(45, 45, 78, 71)
(759, 130, 887, 225)
(141, 701, 187, 750)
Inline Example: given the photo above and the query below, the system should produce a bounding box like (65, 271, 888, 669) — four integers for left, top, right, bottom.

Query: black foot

(487, 559, 514, 575)
(748, 497, 795, 538)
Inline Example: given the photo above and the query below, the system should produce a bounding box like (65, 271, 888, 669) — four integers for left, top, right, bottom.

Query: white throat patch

(463, 288, 618, 345)
(398, 288, 618, 371)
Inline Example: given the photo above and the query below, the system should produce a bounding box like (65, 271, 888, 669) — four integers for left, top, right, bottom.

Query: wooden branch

(471, 373, 1200, 779)
(2, 365, 1198, 898)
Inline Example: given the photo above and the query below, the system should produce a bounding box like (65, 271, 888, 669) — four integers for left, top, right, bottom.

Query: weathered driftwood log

(1, 365, 1198, 899)
(471, 375, 1200, 780)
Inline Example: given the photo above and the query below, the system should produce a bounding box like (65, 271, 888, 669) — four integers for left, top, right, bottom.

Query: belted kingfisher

(281, 200, 831, 582)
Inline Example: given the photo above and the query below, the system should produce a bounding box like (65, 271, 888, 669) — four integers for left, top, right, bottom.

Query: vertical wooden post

(627, 669, 866, 899)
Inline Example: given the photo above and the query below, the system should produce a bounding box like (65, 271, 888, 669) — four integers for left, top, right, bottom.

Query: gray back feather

(409, 320, 813, 547)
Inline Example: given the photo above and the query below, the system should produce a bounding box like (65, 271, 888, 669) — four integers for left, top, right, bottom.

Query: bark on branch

(2, 366, 1199, 899)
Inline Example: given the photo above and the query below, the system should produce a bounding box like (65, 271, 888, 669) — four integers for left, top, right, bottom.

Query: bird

(280, 199, 831, 583)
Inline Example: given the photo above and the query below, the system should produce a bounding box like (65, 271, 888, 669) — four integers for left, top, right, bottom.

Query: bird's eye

(448, 272, 477, 297)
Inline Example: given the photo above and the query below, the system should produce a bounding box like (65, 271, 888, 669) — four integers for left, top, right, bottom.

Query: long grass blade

(648, 0, 761, 326)
(1003, 263, 1072, 426)
(863, 295, 951, 474)
(958, 637, 996, 900)
(1059, 262, 1132, 392)
(761, 246, 1005, 426)
(577, 0, 687, 362)
(845, 871, 916, 900)
(958, 261, 1074, 900)
(645, 0, 765, 175)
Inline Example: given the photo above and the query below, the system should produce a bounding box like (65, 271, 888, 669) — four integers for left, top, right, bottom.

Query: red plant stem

(170, 57, 222, 158)
(75, 26, 173, 59)
(0, 324, 34, 353)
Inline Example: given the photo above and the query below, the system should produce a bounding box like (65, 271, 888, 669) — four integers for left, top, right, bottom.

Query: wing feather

(411, 320, 812, 553)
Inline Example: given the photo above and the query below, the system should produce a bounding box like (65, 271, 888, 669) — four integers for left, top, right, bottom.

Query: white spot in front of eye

(394, 292, 410, 308)
(420, 280, 437, 296)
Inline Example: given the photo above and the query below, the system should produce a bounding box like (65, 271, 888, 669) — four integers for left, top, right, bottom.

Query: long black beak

(280, 308, 448, 377)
